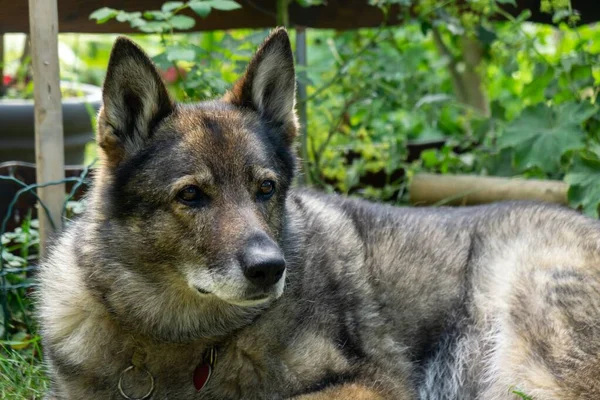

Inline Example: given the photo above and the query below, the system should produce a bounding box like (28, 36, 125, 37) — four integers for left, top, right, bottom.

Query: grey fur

(38, 30, 600, 400)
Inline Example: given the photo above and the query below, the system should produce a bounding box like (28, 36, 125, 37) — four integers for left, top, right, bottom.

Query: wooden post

(28, 0, 65, 255)
(295, 27, 310, 184)
(0, 34, 4, 96)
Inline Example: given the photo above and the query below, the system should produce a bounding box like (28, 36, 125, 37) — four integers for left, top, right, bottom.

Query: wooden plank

(3, 0, 594, 34)
(28, 0, 65, 255)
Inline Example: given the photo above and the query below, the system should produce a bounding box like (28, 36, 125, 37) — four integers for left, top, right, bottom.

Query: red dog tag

(193, 347, 217, 392)
(193, 362, 212, 391)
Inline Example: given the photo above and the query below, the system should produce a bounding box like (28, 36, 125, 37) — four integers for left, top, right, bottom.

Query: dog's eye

(257, 180, 275, 200)
(177, 185, 207, 206)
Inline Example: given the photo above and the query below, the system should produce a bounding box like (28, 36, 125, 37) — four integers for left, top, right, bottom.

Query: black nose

(240, 236, 285, 288)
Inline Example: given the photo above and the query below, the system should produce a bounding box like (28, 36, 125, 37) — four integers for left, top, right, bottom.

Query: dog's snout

(240, 237, 285, 288)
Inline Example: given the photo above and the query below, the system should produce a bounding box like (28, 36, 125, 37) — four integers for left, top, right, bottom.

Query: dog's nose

(240, 236, 285, 288)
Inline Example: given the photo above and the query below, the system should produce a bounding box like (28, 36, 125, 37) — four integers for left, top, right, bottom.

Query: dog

(38, 28, 600, 400)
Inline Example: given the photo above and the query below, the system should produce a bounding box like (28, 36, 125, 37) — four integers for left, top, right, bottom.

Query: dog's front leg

(290, 381, 416, 400)
(291, 383, 385, 400)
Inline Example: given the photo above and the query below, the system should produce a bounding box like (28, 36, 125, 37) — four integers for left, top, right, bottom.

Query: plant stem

(276, 0, 290, 27)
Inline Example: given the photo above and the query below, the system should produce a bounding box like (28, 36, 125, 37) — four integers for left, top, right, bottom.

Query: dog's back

(289, 192, 600, 399)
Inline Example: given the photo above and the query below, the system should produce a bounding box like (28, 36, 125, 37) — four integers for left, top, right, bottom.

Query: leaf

(189, 2, 212, 18)
(167, 47, 196, 62)
(511, 389, 533, 400)
(420, 19, 432, 36)
(206, 0, 241, 11)
(552, 9, 572, 24)
(89, 7, 118, 23)
(169, 15, 196, 30)
(296, 0, 326, 6)
(144, 11, 170, 20)
(139, 21, 170, 33)
(498, 102, 597, 173)
(565, 154, 600, 218)
(477, 25, 497, 46)
(8, 332, 30, 350)
(521, 67, 554, 103)
(130, 18, 148, 28)
(496, 0, 517, 6)
(415, 93, 451, 108)
(571, 65, 592, 82)
(116, 11, 142, 23)
(162, 1, 185, 12)
(515, 9, 532, 23)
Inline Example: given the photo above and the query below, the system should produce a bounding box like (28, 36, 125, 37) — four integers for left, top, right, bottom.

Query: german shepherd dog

(39, 28, 600, 400)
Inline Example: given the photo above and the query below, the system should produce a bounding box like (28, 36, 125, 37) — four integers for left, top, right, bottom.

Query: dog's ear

(97, 36, 174, 166)
(224, 28, 298, 144)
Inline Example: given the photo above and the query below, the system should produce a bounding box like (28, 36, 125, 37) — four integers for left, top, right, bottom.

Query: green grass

(512, 389, 534, 399)
(0, 341, 48, 400)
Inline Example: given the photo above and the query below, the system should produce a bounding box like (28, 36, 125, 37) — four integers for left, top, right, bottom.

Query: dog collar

(193, 346, 217, 391)
(119, 347, 154, 400)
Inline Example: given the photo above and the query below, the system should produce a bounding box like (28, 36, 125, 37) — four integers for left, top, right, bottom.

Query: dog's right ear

(224, 28, 297, 145)
(98, 36, 174, 167)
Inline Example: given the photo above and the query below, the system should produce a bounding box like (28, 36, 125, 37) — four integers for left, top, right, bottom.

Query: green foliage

(361, 0, 600, 214)
(90, 0, 241, 33)
(90, 2, 257, 100)
(1, 215, 39, 339)
(512, 389, 534, 400)
(565, 154, 600, 217)
(87, 0, 600, 214)
(296, 0, 326, 6)
(497, 102, 596, 173)
(0, 342, 47, 399)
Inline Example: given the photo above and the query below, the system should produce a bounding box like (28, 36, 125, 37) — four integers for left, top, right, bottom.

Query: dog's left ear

(224, 28, 298, 143)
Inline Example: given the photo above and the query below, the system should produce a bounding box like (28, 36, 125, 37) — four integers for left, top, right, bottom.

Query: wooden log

(28, 0, 65, 255)
(409, 173, 569, 206)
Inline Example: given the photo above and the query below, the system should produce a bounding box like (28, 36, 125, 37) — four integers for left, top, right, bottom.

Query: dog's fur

(38, 29, 600, 399)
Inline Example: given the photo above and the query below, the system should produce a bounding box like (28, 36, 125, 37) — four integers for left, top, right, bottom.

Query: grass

(0, 340, 48, 400)
(512, 389, 534, 400)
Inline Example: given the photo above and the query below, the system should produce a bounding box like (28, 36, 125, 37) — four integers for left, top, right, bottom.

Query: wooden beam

(5, 0, 595, 34)
(28, 0, 65, 255)
(0, 0, 393, 33)
(409, 173, 569, 206)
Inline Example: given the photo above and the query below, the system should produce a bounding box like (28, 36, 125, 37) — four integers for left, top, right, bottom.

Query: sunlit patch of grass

(0, 339, 48, 400)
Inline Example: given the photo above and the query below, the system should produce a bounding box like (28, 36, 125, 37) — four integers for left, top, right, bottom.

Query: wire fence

(0, 162, 95, 338)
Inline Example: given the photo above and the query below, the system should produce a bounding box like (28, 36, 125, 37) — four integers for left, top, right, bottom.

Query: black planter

(0, 82, 102, 165)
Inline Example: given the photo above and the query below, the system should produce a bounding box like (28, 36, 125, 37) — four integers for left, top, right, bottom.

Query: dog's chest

(137, 330, 351, 399)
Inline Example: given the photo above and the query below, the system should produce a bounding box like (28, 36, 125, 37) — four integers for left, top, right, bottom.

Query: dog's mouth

(194, 286, 271, 303)
(246, 292, 269, 301)
(194, 287, 280, 307)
